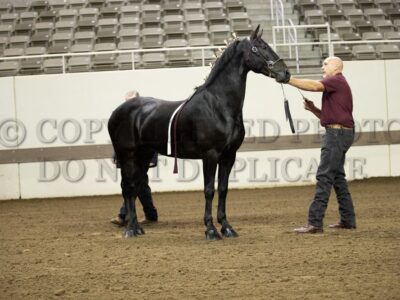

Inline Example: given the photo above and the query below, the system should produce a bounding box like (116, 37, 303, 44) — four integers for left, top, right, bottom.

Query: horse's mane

(192, 39, 242, 95)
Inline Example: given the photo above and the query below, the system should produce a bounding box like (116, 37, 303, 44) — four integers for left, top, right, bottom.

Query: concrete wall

(1, 60, 399, 199)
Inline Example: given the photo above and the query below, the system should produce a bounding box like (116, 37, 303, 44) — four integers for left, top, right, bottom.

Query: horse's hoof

(124, 227, 145, 238)
(221, 227, 238, 238)
(205, 229, 222, 241)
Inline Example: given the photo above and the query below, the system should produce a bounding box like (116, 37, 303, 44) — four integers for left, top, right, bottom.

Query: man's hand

(303, 98, 316, 112)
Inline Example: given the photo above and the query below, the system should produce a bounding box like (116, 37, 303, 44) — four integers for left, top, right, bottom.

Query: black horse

(108, 25, 290, 240)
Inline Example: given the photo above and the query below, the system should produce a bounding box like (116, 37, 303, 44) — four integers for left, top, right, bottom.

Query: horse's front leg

(202, 154, 221, 240)
(120, 160, 145, 238)
(217, 152, 238, 238)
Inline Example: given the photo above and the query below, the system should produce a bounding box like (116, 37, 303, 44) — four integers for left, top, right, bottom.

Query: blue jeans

(119, 173, 158, 221)
(308, 128, 356, 227)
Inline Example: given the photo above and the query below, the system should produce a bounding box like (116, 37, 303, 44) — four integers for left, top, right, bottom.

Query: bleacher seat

(362, 31, 383, 40)
(30, 33, 52, 47)
(142, 4, 162, 27)
(1, 13, 19, 26)
(332, 20, 355, 35)
(100, 6, 120, 19)
(374, 0, 395, 10)
(33, 22, 55, 35)
(52, 32, 73, 46)
(20, 11, 39, 24)
(68, 56, 92, 72)
(142, 52, 166, 68)
(142, 27, 164, 48)
(49, 0, 69, 11)
(364, 8, 387, 21)
(384, 31, 400, 40)
(0, 36, 8, 54)
(92, 42, 117, 70)
(0, 24, 13, 38)
(354, 20, 375, 34)
(74, 31, 96, 44)
(316, 0, 337, 12)
(120, 5, 140, 18)
(187, 25, 209, 39)
(19, 46, 46, 75)
(373, 19, 396, 32)
(318, 32, 340, 56)
(69, 0, 88, 10)
(209, 24, 231, 45)
(118, 40, 140, 50)
(352, 44, 377, 59)
(376, 44, 400, 58)
(163, 0, 182, 16)
(325, 9, 347, 22)
(57, 9, 79, 21)
(225, 0, 246, 13)
(164, 39, 191, 66)
(357, 0, 376, 9)
(341, 32, 362, 40)
(345, 9, 366, 22)
(30, 0, 49, 12)
(0, 3, 12, 14)
(229, 12, 252, 37)
(118, 28, 140, 43)
(336, 0, 357, 9)
(163, 15, 185, 38)
(183, 3, 203, 16)
(13, 3, 29, 14)
(14, 23, 34, 36)
(386, 8, 400, 21)
(48, 44, 70, 54)
(117, 52, 141, 70)
(333, 44, 353, 60)
(9, 36, 30, 49)
(295, 0, 319, 22)
(71, 43, 93, 52)
(88, 0, 106, 8)
(185, 14, 207, 28)
(55, 20, 76, 33)
(0, 61, 20, 76)
(204, 2, 229, 26)
(38, 10, 58, 22)
(43, 57, 64, 73)
(120, 16, 140, 30)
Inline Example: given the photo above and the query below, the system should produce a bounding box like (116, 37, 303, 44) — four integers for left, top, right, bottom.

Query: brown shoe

(294, 224, 323, 234)
(140, 219, 158, 225)
(329, 222, 356, 229)
(110, 216, 127, 227)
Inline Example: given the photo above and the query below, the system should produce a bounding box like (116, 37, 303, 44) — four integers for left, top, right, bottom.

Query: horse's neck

(208, 56, 248, 115)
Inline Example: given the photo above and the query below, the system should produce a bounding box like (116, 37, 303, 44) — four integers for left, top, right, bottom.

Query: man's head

(125, 90, 140, 101)
(321, 56, 343, 78)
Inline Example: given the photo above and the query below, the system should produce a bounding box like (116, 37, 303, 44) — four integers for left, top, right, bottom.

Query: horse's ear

(250, 25, 260, 40)
(257, 28, 263, 39)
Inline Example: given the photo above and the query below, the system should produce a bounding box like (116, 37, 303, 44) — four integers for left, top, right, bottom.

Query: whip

(280, 84, 295, 134)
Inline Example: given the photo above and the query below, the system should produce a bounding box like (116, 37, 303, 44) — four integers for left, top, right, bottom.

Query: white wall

(0, 60, 399, 199)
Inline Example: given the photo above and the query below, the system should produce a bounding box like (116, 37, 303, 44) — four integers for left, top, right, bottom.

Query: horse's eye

(251, 46, 258, 53)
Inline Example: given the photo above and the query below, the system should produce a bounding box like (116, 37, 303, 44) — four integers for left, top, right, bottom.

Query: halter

(248, 42, 284, 78)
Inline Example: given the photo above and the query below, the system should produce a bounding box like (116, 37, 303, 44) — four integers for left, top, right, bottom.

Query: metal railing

(270, 0, 286, 44)
(0, 45, 224, 74)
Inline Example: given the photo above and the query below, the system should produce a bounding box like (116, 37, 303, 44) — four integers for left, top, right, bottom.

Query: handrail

(271, 0, 286, 44)
(287, 19, 299, 73)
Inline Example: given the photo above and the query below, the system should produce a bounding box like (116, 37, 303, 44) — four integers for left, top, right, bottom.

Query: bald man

(284, 57, 357, 233)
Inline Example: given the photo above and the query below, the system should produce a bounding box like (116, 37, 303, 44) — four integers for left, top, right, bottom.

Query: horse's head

(244, 25, 291, 83)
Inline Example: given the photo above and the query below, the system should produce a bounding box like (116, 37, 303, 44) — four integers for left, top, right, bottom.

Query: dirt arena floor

(0, 177, 399, 299)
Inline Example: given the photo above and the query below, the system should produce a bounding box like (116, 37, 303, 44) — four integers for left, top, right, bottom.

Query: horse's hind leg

(120, 154, 149, 238)
(217, 152, 238, 238)
(202, 154, 221, 240)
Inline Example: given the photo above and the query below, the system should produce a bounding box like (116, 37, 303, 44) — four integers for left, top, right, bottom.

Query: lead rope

(280, 84, 295, 134)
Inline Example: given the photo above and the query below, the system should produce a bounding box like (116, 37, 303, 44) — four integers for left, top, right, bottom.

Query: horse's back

(108, 97, 185, 154)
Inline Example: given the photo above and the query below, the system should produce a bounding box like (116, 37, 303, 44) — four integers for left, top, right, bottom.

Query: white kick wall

(0, 60, 399, 199)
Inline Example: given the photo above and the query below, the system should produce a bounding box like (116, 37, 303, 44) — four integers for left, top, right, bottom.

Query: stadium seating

(0, 0, 398, 76)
